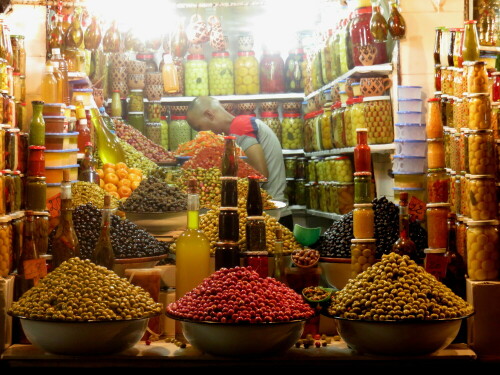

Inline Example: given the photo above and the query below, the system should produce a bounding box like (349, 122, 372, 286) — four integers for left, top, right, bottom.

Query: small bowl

(291, 248, 320, 268)
(113, 254, 169, 277)
(145, 84, 163, 101)
(146, 71, 163, 86)
(126, 59, 147, 75)
(302, 286, 334, 304)
(127, 73, 145, 90)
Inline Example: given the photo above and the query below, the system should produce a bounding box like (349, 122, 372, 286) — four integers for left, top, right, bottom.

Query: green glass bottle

(90, 107, 125, 165)
(28, 101, 45, 146)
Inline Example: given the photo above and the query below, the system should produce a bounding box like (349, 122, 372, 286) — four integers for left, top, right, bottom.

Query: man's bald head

(186, 96, 233, 134)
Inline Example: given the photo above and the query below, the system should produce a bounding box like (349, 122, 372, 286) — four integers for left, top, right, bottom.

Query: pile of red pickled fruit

(166, 267, 315, 323)
(182, 145, 264, 179)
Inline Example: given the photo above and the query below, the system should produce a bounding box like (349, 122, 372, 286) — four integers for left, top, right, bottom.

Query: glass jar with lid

(307, 158, 317, 183)
(338, 18, 353, 74)
(2, 170, 13, 214)
(453, 98, 463, 130)
(33, 210, 49, 256)
(235, 51, 259, 95)
(427, 168, 449, 203)
(350, 97, 366, 144)
(467, 93, 491, 130)
(444, 129, 452, 169)
(427, 138, 445, 169)
(127, 112, 145, 135)
(331, 102, 345, 148)
(466, 61, 489, 94)
(315, 158, 327, 182)
(260, 112, 281, 144)
(146, 101, 162, 122)
(303, 111, 315, 153)
(260, 49, 285, 94)
(449, 172, 459, 214)
(426, 203, 451, 248)
(208, 51, 234, 96)
(128, 89, 144, 113)
(25, 175, 46, 211)
(318, 181, 328, 212)
(323, 182, 334, 213)
(295, 179, 306, 206)
(446, 67, 455, 96)
(453, 68, 464, 97)
(492, 102, 499, 140)
(350, 239, 376, 277)
(343, 98, 355, 147)
(284, 157, 297, 179)
(309, 182, 319, 210)
(354, 172, 373, 204)
(11, 170, 21, 212)
(0, 214, 12, 277)
(185, 54, 209, 97)
(145, 122, 162, 145)
(460, 173, 469, 217)
(320, 102, 333, 150)
(296, 157, 307, 180)
(136, 53, 157, 73)
(467, 174, 497, 221)
(445, 96, 454, 130)
(333, 156, 354, 183)
(337, 182, 354, 215)
(168, 114, 191, 152)
(466, 220, 499, 281)
(363, 96, 393, 145)
(456, 216, 467, 259)
(466, 130, 495, 175)
(5, 128, 18, 172)
(458, 129, 468, 173)
(284, 48, 306, 93)
(353, 203, 374, 239)
(281, 112, 304, 150)
(285, 179, 296, 206)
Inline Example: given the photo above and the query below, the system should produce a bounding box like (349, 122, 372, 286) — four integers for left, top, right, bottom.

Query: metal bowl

(124, 210, 187, 234)
(16, 317, 151, 355)
(172, 316, 306, 357)
(113, 253, 169, 277)
(333, 315, 473, 356)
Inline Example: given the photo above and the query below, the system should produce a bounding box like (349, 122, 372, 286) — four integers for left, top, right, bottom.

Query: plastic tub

(43, 116, 68, 133)
(45, 164, 79, 184)
(44, 149, 79, 167)
(398, 85, 423, 100)
(43, 103, 66, 117)
(71, 88, 93, 106)
(394, 123, 426, 141)
(394, 139, 427, 157)
(45, 132, 79, 150)
(397, 111, 423, 124)
(392, 187, 426, 202)
(393, 155, 427, 174)
(398, 99, 423, 112)
(393, 172, 426, 189)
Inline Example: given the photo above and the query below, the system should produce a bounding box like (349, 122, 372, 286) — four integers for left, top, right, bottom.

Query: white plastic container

(393, 155, 427, 173)
(398, 85, 423, 100)
(394, 139, 427, 157)
(394, 123, 426, 141)
(398, 99, 423, 112)
(397, 111, 423, 124)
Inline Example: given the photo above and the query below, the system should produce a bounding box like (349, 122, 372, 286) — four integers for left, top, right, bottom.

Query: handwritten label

(23, 258, 47, 285)
(425, 253, 448, 280)
(409, 196, 425, 222)
(47, 193, 61, 218)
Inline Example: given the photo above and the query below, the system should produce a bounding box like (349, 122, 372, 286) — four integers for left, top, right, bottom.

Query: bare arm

(243, 143, 269, 178)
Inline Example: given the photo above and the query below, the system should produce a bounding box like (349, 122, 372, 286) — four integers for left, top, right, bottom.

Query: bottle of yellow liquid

(162, 53, 179, 94)
(89, 107, 125, 165)
(175, 177, 211, 301)
(41, 64, 58, 104)
(73, 95, 86, 120)
(50, 48, 70, 105)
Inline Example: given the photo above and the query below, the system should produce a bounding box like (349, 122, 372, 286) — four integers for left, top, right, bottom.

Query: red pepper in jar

(427, 169, 449, 203)
(27, 145, 45, 177)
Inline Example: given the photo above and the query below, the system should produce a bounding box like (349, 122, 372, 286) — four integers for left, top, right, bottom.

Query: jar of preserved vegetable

(353, 203, 374, 239)
(147, 101, 162, 122)
(449, 172, 458, 213)
(10, 211, 23, 274)
(466, 61, 489, 94)
(467, 93, 491, 130)
(492, 102, 499, 140)
(426, 203, 451, 248)
(363, 96, 393, 145)
(318, 181, 328, 212)
(444, 129, 452, 169)
(303, 111, 315, 153)
(208, 51, 234, 96)
(446, 67, 455, 96)
(331, 102, 345, 148)
(260, 49, 285, 94)
(315, 158, 327, 182)
(458, 129, 469, 173)
(445, 96, 454, 130)
(284, 48, 306, 93)
(260, 112, 281, 144)
(11, 170, 21, 212)
(450, 131, 460, 173)
(320, 102, 333, 150)
(285, 179, 295, 206)
(453, 98, 463, 130)
(307, 158, 317, 183)
(424, 248, 448, 281)
(128, 89, 144, 113)
(427, 138, 446, 169)
(5, 128, 18, 171)
(309, 182, 319, 210)
(295, 179, 306, 206)
(354, 172, 373, 204)
(343, 99, 355, 147)
(453, 68, 464, 97)
(168, 115, 191, 152)
(0, 173, 4, 215)
(296, 157, 307, 180)
(441, 67, 450, 95)
(33, 211, 49, 256)
(427, 168, 449, 203)
(127, 112, 145, 134)
(456, 216, 467, 260)
(466, 220, 499, 281)
(235, 51, 259, 95)
(460, 173, 469, 217)
(466, 130, 495, 175)
(350, 239, 376, 277)
(145, 122, 161, 145)
(281, 112, 304, 150)
(25, 175, 46, 211)
(185, 54, 209, 97)
(2, 170, 13, 214)
(350, 97, 366, 144)
(0, 214, 12, 277)
(467, 174, 497, 221)
(333, 156, 353, 183)
(338, 182, 354, 215)
(284, 157, 297, 179)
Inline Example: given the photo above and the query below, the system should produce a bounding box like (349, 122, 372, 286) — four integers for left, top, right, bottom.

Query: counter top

(1, 341, 480, 370)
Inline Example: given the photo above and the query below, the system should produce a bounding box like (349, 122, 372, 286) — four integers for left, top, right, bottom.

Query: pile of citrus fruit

(96, 162, 144, 200)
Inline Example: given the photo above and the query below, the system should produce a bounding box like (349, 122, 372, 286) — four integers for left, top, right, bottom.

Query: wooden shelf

(306, 209, 343, 220)
(479, 45, 500, 53)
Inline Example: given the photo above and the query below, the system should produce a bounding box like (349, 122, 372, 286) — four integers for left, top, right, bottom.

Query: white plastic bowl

(398, 99, 423, 112)
(397, 111, 423, 124)
(398, 85, 423, 100)
(394, 123, 426, 141)
(393, 155, 427, 174)
(394, 139, 427, 157)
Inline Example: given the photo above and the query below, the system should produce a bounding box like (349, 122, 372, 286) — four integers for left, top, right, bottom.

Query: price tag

(409, 196, 425, 222)
(23, 258, 47, 285)
(47, 193, 61, 218)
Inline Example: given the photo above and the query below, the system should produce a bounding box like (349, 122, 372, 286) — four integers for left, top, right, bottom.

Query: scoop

(293, 224, 321, 247)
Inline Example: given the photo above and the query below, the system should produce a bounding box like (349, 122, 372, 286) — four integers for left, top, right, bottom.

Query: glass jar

(493, 73, 500, 103)
(338, 18, 353, 74)
(185, 54, 209, 97)
(2, 170, 13, 214)
(445, 96, 454, 130)
(333, 156, 353, 183)
(441, 67, 450, 95)
(260, 50, 284, 94)
(353, 203, 374, 239)
(343, 99, 355, 147)
(309, 182, 319, 210)
(453, 28, 464, 68)
(349, 5, 388, 67)
(466, 61, 489, 94)
(168, 115, 191, 152)
(128, 89, 144, 113)
(363, 96, 393, 145)
(466, 220, 499, 281)
(136, 53, 157, 73)
(427, 168, 449, 203)
(426, 203, 451, 248)
(33, 211, 49, 256)
(145, 122, 161, 145)
(434, 64, 442, 92)
(0, 215, 12, 277)
(440, 28, 451, 67)
(295, 179, 306, 206)
(11, 170, 21, 212)
(284, 48, 306, 93)
(234, 51, 259, 95)
(307, 158, 317, 183)
(350, 239, 376, 277)
(127, 112, 145, 135)
(424, 248, 448, 281)
(10, 211, 23, 274)
(260, 112, 281, 145)
(284, 157, 297, 179)
(492, 102, 499, 140)
(320, 103, 333, 150)
(458, 129, 468, 173)
(285, 179, 295, 206)
(318, 182, 327, 212)
(467, 175, 497, 221)
(331, 102, 345, 148)
(303, 111, 315, 153)
(147, 101, 162, 122)
(467, 93, 491, 130)
(208, 51, 234, 96)
(426, 98, 443, 138)
(337, 182, 354, 215)
(444, 129, 452, 169)
(5, 128, 18, 172)
(427, 138, 445, 169)
(354, 172, 373, 205)
(25, 176, 46, 211)
(11, 34, 25, 75)
(460, 173, 469, 217)
(466, 130, 495, 175)
(349, 97, 366, 144)
(449, 172, 459, 214)
(453, 68, 464, 98)
(296, 157, 307, 180)
(281, 112, 304, 150)
(453, 98, 463, 131)
(456, 217, 467, 260)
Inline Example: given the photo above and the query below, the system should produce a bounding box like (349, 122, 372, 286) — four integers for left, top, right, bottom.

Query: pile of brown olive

(292, 249, 320, 267)
(303, 286, 330, 302)
(328, 253, 474, 321)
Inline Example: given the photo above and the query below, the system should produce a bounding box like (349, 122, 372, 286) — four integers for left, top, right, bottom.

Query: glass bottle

(246, 175, 263, 216)
(78, 142, 100, 184)
(103, 20, 120, 53)
(41, 64, 58, 104)
(273, 228, 285, 283)
(462, 20, 480, 63)
(90, 107, 125, 165)
(221, 135, 238, 177)
(447, 28, 456, 67)
(65, 12, 83, 49)
(442, 212, 466, 298)
(76, 118, 91, 153)
(370, 5, 389, 42)
(48, 14, 64, 53)
(434, 27, 443, 66)
(388, 1, 406, 39)
(14, 211, 38, 299)
(28, 101, 45, 147)
(84, 15, 102, 50)
(392, 192, 418, 262)
(49, 62, 63, 104)
(162, 54, 180, 94)
(91, 194, 114, 270)
(50, 170, 80, 269)
(354, 128, 371, 173)
(111, 90, 122, 118)
(50, 48, 70, 105)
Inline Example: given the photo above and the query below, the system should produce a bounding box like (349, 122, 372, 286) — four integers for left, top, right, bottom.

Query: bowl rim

(114, 253, 169, 264)
(329, 312, 475, 324)
(302, 286, 335, 303)
(165, 312, 308, 326)
(122, 210, 187, 216)
(8, 314, 158, 323)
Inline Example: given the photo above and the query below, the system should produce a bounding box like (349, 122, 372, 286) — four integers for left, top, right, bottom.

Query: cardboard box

(0, 276, 15, 353)
(466, 279, 500, 356)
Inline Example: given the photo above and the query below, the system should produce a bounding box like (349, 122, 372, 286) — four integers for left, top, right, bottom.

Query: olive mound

(9, 257, 163, 321)
(328, 253, 474, 321)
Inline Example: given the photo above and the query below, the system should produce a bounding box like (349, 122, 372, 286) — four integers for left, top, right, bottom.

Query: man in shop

(186, 96, 293, 230)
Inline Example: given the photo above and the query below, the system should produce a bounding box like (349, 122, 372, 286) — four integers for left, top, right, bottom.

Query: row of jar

(0, 210, 49, 278)
(0, 171, 50, 215)
(436, 61, 494, 98)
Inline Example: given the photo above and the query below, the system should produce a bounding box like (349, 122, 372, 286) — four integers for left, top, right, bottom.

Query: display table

(0, 341, 481, 370)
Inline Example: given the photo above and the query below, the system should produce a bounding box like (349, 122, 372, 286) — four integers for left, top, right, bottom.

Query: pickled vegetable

(281, 113, 304, 150)
(467, 220, 499, 281)
(208, 51, 234, 96)
(234, 51, 259, 95)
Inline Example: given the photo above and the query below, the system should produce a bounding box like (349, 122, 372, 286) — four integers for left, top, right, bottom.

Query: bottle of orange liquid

(50, 48, 70, 105)
(41, 64, 58, 104)
(162, 53, 179, 94)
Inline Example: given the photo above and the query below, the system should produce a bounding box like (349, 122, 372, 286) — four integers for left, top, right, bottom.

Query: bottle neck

(356, 131, 368, 145)
(398, 205, 410, 239)
(100, 208, 112, 233)
(187, 193, 200, 230)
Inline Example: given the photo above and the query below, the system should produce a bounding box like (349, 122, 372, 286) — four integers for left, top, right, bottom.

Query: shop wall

(399, 0, 465, 101)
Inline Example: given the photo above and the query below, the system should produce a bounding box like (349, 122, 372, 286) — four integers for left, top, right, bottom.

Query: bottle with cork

(92, 194, 114, 270)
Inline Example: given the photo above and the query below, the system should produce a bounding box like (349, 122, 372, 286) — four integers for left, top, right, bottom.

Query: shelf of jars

(305, 209, 342, 221)
(303, 143, 395, 158)
(479, 45, 500, 53)
(304, 63, 393, 101)
(160, 93, 305, 104)
(282, 149, 304, 155)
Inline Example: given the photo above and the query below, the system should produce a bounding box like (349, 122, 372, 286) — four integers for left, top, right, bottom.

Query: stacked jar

(208, 51, 234, 96)
(168, 106, 191, 152)
(185, 54, 209, 97)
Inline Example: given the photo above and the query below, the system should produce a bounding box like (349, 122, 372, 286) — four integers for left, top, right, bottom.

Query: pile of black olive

(120, 176, 187, 213)
(317, 197, 427, 260)
(48, 204, 170, 259)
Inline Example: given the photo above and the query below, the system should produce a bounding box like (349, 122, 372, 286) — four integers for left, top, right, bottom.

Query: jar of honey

(353, 203, 374, 239)
(427, 138, 446, 169)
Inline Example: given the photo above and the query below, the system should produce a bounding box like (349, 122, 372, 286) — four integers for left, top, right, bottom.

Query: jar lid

(427, 97, 441, 102)
(212, 51, 229, 57)
(237, 51, 255, 56)
(354, 203, 373, 208)
(427, 168, 447, 173)
(0, 215, 12, 223)
(129, 89, 144, 93)
(351, 238, 376, 244)
(260, 111, 278, 117)
(9, 211, 25, 220)
(424, 248, 446, 254)
(187, 54, 205, 60)
(362, 95, 391, 102)
(397, 85, 423, 89)
(394, 122, 425, 127)
(128, 112, 144, 115)
(465, 174, 495, 179)
(394, 139, 426, 143)
(467, 92, 490, 98)
(352, 97, 364, 104)
(426, 202, 451, 208)
(28, 145, 46, 150)
(283, 112, 301, 118)
(219, 207, 239, 211)
(392, 187, 424, 191)
(467, 220, 499, 226)
(426, 138, 444, 142)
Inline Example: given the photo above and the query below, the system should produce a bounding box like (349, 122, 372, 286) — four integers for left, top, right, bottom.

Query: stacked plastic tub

(393, 86, 426, 202)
